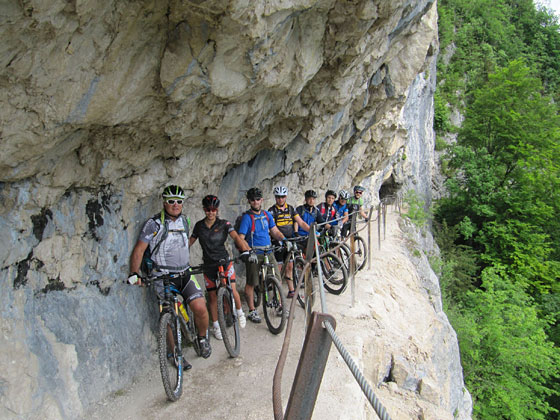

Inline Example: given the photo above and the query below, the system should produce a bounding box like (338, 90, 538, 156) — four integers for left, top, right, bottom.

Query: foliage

(449, 269, 560, 420)
(403, 190, 430, 228)
(434, 2, 560, 417)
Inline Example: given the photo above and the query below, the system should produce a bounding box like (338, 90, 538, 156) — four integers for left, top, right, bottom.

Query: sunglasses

(249, 198, 262, 202)
(204, 207, 218, 212)
(275, 195, 287, 199)
(165, 199, 183, 205)
(355, 191, 363, 195)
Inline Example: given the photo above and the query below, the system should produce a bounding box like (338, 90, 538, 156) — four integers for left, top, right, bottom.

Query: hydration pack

(141, 210, 190, 276)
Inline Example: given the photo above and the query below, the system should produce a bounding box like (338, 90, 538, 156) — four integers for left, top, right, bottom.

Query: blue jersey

(295, 204, 325, 236)
(331, 201, 348, 226)
(238, 210, 276, 250)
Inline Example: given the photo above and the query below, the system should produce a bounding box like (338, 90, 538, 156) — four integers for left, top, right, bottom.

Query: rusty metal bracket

(284, 312, 337, 420)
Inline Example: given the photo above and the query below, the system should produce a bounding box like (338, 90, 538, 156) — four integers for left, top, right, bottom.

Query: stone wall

(0, 0, 454, 418)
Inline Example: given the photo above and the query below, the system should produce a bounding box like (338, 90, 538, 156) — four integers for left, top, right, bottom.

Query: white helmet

(338, 190, 350, 200)
(273, 185, 288, 196)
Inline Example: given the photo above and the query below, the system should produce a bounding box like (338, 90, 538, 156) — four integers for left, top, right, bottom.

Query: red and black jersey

(191, 218, 233, 263)
(318, 202, 336, 221)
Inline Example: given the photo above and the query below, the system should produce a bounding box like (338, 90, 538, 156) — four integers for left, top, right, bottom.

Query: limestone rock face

(0, 1, 467, 419)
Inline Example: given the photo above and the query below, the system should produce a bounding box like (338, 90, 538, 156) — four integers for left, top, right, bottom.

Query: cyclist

(333, 190, 350, 235)
(128, 185, 211, 367)
(295, 190, 327, 237)
(268, 186, 310, 298)
(343, 185, 368, 237)
(318, 189, 337, 221)
(237, 187, 292, 323)
(189, 195, 253, 340)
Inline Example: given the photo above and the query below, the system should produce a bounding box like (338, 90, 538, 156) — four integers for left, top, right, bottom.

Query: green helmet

(162, 185, 185, 200)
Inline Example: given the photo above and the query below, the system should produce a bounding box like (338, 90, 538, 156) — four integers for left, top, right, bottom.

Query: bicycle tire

(321, 252, 348, 295)
(253, 284, 262, 308)
(353, 235, 367, 271)
(158, 312, 183, 401)
(292, 257, 306, 309)
(185, 304, 201, 357)
(262, 275, 287, 334)
(217, 287, 241, 358)
(330, 241, 352, 274)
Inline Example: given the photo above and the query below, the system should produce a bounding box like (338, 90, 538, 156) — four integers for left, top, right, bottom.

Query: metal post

(284, 312, 337, 420)
(383, 203, 387, 240)
(304, 225, 317, 325)
(349, 213, 356, 306)
(377, 205, 381, 250)
(367, 207, 373, 270)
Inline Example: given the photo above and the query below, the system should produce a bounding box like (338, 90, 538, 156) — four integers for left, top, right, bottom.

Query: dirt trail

(86, 211, 397, 420)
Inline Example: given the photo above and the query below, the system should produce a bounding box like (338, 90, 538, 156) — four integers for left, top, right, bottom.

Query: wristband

(128, 273, 140, 285)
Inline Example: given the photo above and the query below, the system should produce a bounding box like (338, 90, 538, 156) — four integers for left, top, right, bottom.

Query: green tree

(451, 268, 559, 420)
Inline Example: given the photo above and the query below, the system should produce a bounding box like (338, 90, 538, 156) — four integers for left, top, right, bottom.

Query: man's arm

(130, 240, 149, 274)
(342, 210, 349, 225)
(270, 226, 286, 242)
(294, 214, 310, 232)
(188, 236, 197, 247)
(230, 231, 251, 252)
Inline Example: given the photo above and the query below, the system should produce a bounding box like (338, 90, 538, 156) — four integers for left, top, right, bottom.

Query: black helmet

(202, 195, 220, 209)
(325, 189, 336, 199)
(162, 185, 185, 199)
(246, 187, 263, 200)
(304, 190, 317, 198)
(353, 185, 365, 193)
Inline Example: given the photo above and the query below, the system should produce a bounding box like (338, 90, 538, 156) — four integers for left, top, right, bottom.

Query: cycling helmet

(325, 189, 337, 199)
(304, 190, 318, 199)
(202, 195, 220, 209)
(162, 185, 185, 199)
(246, 187, 263, 200)
(353, 185, 365, 193)
(273, 185, 288, 196)
(338, 190, 350, 200)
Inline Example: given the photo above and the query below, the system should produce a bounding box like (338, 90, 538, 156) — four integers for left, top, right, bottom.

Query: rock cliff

(0, 0, 469, 419)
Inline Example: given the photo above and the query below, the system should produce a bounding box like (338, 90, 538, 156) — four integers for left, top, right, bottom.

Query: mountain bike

(143, 272, 202, 401)
(281, 237, 308, 309)
(214, 258, 241, 358)
(252, 245, 287, 334)
(315, 231, 349, 295)
(292, 232, 348, 296)
(330, 226, 367, 273)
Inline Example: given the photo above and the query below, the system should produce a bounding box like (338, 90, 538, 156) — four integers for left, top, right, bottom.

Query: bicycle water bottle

(178, 302, 189, 321)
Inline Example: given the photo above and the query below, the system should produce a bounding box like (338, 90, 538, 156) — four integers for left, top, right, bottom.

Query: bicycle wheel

(353, 235, 367, 271)
(262, 275, 287, 334)
(217, 287, 240, 358)
(158, 312, 183, 401)
(321, 252, 348, 295)
(293, 257, 307, 309)
(330, 241, 352, 274)
(185, 304, 202, 357)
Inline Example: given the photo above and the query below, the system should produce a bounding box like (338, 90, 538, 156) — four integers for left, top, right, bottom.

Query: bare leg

(245, 284, 255, 311)
(189, 297, 209, 336)
(207, 290, 218, 323)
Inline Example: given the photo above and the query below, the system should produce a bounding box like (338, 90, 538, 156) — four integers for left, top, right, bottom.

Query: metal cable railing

(323, 320, 393, 420)
(273, 208, 393, 420)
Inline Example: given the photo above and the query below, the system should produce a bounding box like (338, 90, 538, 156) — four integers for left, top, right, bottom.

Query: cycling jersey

(138, 213, 190, 274)
(268, 204, 296, 238)
(238, 209, 276, 249)
(295, 204, 325, 236)
(331, 201, 348, 226)
(347, 196, 364, 215)
(191, 218, 233, 264)
(318, 202, 336, 221)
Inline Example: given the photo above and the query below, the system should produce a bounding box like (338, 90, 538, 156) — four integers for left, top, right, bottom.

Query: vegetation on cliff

(434, 0, 560, 418)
